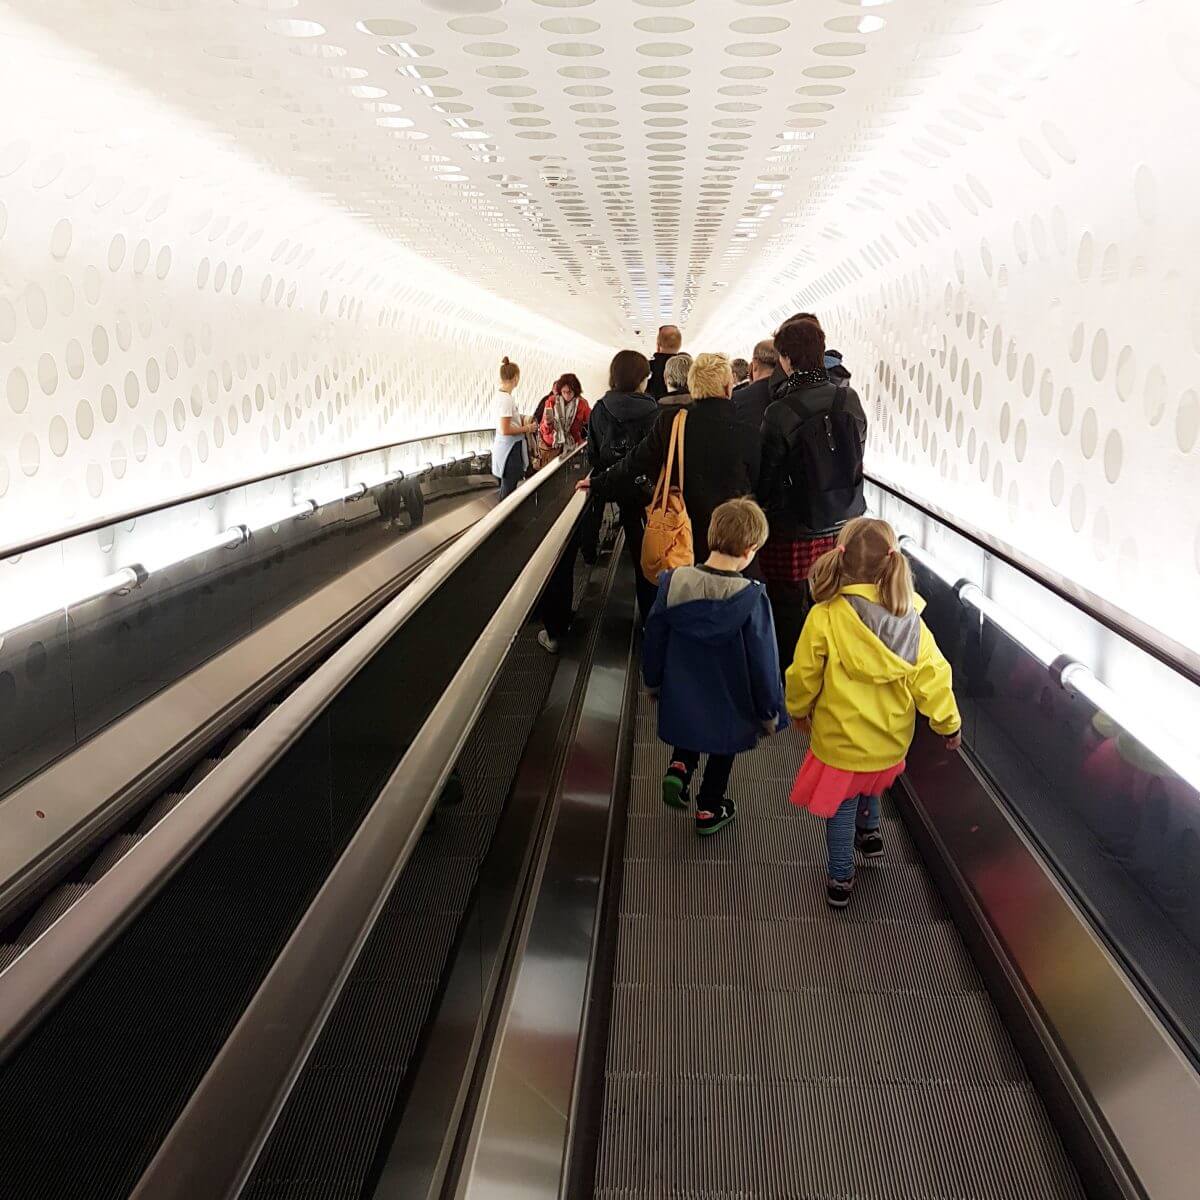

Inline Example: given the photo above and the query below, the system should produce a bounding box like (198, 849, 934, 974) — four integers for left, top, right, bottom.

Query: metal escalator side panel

(899, 725, 1200, 1200)
(129, 489, 589, 1200)
(448, 558, 639, 1200)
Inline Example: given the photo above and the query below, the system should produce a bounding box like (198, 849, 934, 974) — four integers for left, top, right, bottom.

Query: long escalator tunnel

(1, 1, 1200, 1197)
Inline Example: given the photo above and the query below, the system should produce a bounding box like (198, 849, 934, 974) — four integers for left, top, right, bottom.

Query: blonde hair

(808, 517, 914, 617)
(708, 497, 769, 557)
(499, 356, 520, 383)
(687, 352, 733, 400)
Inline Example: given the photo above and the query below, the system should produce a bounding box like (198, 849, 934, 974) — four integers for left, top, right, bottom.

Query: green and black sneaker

(662, 761, 691, 810)
(696, 799, 736, 837)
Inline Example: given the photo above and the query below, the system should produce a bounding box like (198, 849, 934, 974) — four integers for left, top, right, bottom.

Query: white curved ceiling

(15, 0, 975, 342)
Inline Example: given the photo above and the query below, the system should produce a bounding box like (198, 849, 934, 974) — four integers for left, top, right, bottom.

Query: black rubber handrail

(1, 427, 493, 561)
(866, 470, 1200, 688)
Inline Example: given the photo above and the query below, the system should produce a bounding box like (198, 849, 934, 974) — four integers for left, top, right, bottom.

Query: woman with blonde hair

(581, 350, 760, 565)
(784, 517, 962, 908)
(492, 356, 538, 499)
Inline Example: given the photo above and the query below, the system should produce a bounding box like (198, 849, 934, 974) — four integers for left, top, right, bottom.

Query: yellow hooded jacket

(785, 583, 962, 772)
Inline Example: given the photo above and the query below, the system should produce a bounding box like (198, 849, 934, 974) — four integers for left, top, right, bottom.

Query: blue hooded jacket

(643, 566, 787, 755)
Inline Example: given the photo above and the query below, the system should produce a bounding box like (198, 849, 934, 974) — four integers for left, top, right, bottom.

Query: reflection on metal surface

(371, 538, 620, 1200)
(0, 494, 493, 926)
(453, 568, 635, 1200)
(0, 452, 580, 1066)
(129, 488, 588, 1200)
(902, 725, 1200, 1200)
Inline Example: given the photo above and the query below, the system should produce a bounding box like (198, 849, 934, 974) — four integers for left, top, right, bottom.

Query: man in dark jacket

(646, 324, 683, 400)
(583, 352, 760, 564)
(758, 319, 867, 668)
(733, 338, 778, 430)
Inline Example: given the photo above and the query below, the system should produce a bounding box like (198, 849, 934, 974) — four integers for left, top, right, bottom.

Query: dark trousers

(579, 495, 603, 563)
(670, 748, 736, 803)
(539, 528, 581, 640)
(618, 503, 658, 625)
(768, 580, 814, 677)
(498, 447, 524, 499)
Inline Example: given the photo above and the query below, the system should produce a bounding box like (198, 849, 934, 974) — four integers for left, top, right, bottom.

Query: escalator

(587, 694, 1081, 1199)
(1, 458, 1197, 1200)
(0, 450, 593, 1200)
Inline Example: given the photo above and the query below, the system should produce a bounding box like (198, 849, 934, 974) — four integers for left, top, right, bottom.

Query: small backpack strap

(673, 409, 686, 496)
(652, 412, 676, 512)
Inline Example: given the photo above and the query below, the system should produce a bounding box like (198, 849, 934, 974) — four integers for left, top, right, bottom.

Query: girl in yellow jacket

(785, 517, 962, 908)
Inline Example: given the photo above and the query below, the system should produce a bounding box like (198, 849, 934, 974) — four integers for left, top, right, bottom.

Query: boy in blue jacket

(643, 498, 787, 836)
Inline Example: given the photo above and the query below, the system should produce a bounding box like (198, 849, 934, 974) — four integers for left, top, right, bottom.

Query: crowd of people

(491, 316, 960, 908)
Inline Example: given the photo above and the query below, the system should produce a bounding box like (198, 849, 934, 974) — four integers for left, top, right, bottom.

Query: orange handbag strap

(652, 410, 687, 514)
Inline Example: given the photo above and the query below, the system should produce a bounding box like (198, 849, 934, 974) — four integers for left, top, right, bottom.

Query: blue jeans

(825, 794, 881, 882)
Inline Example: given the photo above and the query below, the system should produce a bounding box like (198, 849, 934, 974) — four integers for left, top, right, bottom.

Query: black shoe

(854, 827, 884, 859)
(662, 761, 691, 810)
(826, 876, 855, 908)
(696, 799, 736, 836)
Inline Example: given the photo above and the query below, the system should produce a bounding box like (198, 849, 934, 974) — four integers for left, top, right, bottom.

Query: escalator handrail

(865, 469, 1200, 687)
(0, 426, 494, 560)
(0, 448, 582, 1063)
(129, 491, 589, 1200)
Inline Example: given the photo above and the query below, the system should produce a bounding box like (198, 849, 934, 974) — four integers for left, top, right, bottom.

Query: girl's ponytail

(877, 545, 915, 617)
(808, 516, 914, 615)
(807, 545, 845, 604)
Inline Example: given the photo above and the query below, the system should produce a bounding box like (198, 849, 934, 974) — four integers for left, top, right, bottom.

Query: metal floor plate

(594, 688, 1086, 1200)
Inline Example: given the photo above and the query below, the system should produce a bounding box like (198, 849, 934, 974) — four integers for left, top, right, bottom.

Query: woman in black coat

(582, 352, 761, 565)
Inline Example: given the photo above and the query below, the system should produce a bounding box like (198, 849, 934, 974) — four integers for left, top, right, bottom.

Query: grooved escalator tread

(594, 688, 1086, 1199)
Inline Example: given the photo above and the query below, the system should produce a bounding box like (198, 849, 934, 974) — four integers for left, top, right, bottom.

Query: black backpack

(778, 381, 865, 530)
(598, 403, 637, 468)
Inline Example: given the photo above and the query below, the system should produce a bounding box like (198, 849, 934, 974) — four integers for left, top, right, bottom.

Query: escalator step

(138, 790, 188, 830)
(18, 882, 93, 943)
(615, 914, 980, 993)
(605, 985, 1025, 1083)
(596, 1076, 1081, 1199)
(594, 686, 1085, 1199)
(84, 833, 143, 882)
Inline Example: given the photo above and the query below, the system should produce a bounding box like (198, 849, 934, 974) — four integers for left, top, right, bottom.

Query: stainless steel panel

(129, 486, 587, 1200)
(452, 568, 635, 1200)
(902, 725, 1200, 1200)
(371, 548, 621, 1200)
(0, 452, 579, 1062)
(0, 493, 493, 925)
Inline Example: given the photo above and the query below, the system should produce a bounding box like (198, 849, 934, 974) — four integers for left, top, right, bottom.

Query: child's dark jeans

(670, 748, 736, 802)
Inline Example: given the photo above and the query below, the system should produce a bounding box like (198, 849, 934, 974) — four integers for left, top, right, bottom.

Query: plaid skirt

(759, 534, 838, 587)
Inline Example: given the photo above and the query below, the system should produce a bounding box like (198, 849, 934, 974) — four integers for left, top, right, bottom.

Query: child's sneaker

(854, 827, 884, 859)
(662, 761, 691, 809)
(826, 876, 855, 908)
(696, 799, 736, 836)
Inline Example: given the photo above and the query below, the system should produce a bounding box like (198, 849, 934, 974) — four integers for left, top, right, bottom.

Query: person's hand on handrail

(575, 475, 592, 492)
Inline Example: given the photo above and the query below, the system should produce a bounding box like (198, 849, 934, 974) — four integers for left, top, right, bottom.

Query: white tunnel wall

(0, 11, 609, 554)
(704, 0, 1200, 657)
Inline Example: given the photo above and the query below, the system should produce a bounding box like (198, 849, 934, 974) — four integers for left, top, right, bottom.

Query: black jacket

(587, 389, 659, 473)
(647, 352, 673, 400)
(759, 375, 868, 538)
(660, 389, 691, 411)
(591, 397, 761, 561)
(733, 376, 772, 430)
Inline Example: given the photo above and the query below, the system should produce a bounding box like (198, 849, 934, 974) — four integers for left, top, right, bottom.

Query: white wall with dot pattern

(705, 0, 1200, 657)
(0, 10, 608, 554)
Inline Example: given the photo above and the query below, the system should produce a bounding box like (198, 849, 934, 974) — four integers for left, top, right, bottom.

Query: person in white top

(492, 357, 537, 499)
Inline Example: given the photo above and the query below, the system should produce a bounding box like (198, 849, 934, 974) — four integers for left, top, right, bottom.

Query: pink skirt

(789, 751, 906, 819)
